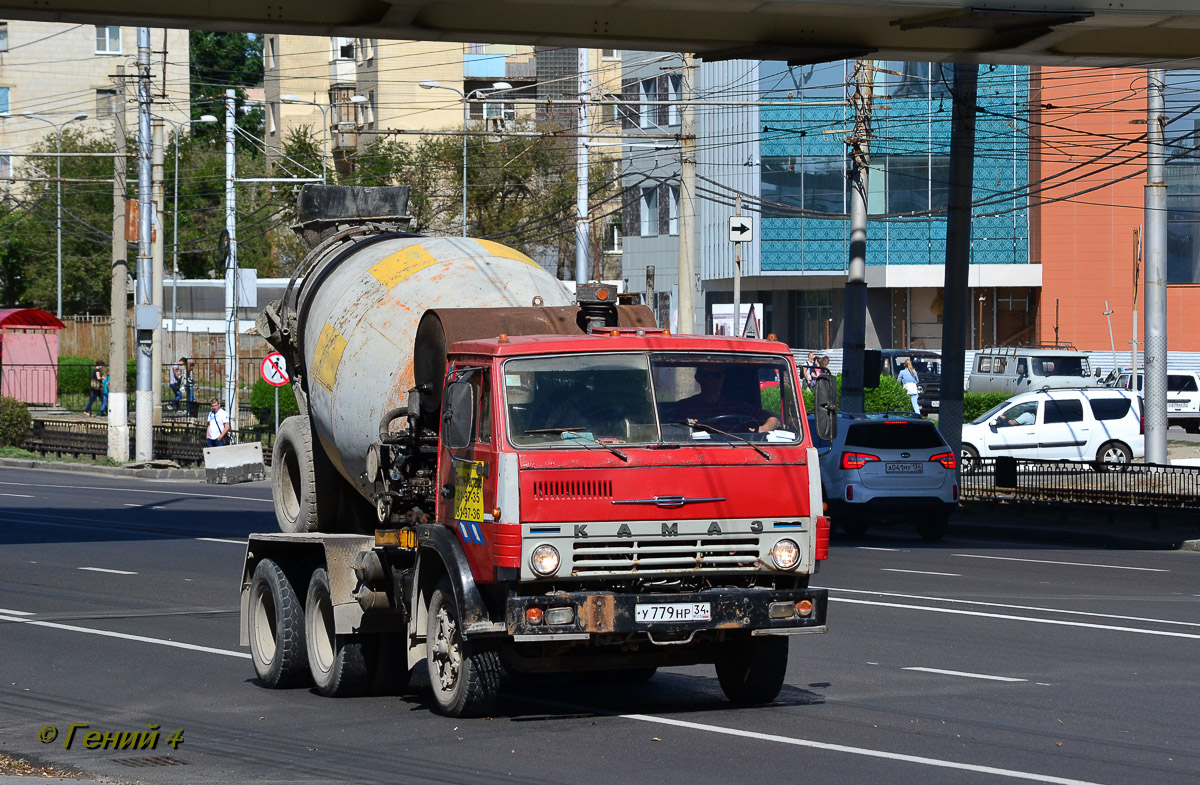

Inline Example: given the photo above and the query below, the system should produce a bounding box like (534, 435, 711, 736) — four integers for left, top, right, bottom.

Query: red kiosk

(0, 308, 67, 405)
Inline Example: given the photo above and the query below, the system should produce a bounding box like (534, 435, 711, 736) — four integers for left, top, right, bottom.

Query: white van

(960, 388, 1143, 472)
(1113, 371, 1200, 434)
(967, 346, 1099, 395)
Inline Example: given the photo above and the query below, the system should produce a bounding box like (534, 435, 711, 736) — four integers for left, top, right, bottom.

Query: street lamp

(22, 112, 88, 318)
(154, 113, 219, 336)
(420, 80, 512, 236)
(280, 94, 368, 183)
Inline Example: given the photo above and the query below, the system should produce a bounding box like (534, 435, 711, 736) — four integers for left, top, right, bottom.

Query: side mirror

(443, 381, 475, 450)
(814, 375, 838, 442)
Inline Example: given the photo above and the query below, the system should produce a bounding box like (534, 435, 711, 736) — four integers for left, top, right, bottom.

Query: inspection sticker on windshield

(635, 602, 712, 623)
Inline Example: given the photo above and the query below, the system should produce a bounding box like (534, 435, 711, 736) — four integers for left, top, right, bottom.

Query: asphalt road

(1, 466, 1198, 785)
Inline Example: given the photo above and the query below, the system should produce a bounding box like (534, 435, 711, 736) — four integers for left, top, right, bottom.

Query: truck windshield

(503, 352, 802, 446)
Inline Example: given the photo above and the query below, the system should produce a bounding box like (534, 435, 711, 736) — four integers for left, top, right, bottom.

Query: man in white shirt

(206, 398, 230, 446)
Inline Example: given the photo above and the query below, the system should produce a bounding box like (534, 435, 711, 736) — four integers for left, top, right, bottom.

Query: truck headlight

(530, 544, 560, 576)
(771, 539, 800, 570)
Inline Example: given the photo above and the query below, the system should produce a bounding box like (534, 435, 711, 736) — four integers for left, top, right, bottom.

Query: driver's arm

(758, 415, 781, 433)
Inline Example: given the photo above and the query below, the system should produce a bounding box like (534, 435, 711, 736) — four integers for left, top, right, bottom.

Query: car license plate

(931, 400, 940, 408)
(635, 602, 711, 623)
(886, 462, 924, 474)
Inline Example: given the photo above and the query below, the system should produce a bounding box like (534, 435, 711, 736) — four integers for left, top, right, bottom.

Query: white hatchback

(960, 388, 1144, 472)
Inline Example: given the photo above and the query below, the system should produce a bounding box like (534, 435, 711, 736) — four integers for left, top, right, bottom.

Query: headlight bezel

(771, 538, 801, 570)
(529, 543, 561, 576)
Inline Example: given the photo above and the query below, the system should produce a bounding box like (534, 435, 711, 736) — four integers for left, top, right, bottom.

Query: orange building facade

(1031, 67, 1200, 354)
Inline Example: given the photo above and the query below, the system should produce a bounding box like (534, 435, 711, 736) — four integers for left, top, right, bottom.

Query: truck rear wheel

(272, 416, 337, 533)
(715, 636, 789, 705)
(426, 577, 501, 717)
(305, 567, 371, 697)
(248, 559, 309, 688)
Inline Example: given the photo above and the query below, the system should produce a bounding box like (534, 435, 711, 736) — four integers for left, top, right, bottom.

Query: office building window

(601, 49, 620, 60)
(95, 25, 121, 55)
(640, 186, 658, 236)
(0, 151, 11, 180)
(264, 37, 275, 70)
(95, 88, 119, 116)
(0, 23, 8, 52)
(332, 36, 354, 61)
(761, 155, 845, 216)
(667, 74, 682, 126)
(267, 102, 278, 135)
(639, 78, 658, 129)
(668, 185, 679, 235)
(794, 290, 835, 349)
(0, 87, 8, 116)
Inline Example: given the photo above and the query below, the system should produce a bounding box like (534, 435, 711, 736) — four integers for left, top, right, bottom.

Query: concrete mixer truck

(239, 186, 831, 717)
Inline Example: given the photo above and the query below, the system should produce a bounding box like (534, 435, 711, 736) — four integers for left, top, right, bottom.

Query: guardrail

(960, 457, 1200, 511)
(23, 418, 273, 468)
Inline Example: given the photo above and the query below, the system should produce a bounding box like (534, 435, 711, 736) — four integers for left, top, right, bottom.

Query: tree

(189, 31, 264, 145)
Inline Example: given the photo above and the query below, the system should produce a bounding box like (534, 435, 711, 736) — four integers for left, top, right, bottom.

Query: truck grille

(532, 479, 613, 501)
(571, 536, 761, 575)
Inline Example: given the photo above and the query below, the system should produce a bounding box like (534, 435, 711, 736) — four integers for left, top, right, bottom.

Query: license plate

(886, 462, 924, 474)
(635, 602, 711, 623)
(931, 400, 940, 408)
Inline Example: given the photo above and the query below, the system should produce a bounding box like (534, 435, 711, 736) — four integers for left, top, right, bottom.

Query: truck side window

(473, 372, 491, 443)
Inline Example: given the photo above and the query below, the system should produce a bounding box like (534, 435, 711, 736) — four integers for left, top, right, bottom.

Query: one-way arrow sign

(728, 215, 754, 243)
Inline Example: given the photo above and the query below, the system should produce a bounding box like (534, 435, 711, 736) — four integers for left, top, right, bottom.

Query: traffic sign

(729, 215, 754, 243)
(261, 352, 290, 387)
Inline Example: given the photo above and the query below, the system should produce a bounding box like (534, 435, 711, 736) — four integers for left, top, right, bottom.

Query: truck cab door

(437, 369, 499, 581)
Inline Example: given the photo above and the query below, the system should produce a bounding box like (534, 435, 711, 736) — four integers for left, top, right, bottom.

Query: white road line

(196, 537, 246, 545)
(882, 568, 961, 577)
(0, 614, 250, 659)
(78, 567, 138, 575)
(0, 608, 35, 616)
(0, 493, 34, 498)
(620, 713, 1108, 785)
(903, 667, 1027, 682)
(123, 503, 142, 507)
(832, 597, 1200, 640)
(857, 547, 899, 552)
(0, 480, 272, 504)
(953, 554, 1169, 573)
(829, 587, 1200, 629)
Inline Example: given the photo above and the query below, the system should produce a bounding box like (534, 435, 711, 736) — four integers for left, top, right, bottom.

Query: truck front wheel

(426, 577, 501, 717)
(248, 559, 309, 688)
(715, 636, 789, 705)
(305, 567, 371, 697)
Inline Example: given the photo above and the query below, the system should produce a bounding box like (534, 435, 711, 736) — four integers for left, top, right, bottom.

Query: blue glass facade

(756, 61, 1029, 273)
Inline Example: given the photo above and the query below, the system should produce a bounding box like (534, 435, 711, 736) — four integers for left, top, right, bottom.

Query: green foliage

(189, 31, 264, 146)
(761, 385, 781, 416)
(864, 375, 915, 414)
(0, 396, 32, 448)
(58, 355, 95, 395)
(963, 392, 1012, 422)
(250, 379, 298, 423)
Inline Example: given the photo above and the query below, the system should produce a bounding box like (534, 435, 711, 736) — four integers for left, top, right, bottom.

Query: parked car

(879, 349, 942, 415)
(960, 388, 1144, 473)
(1109, 370, 1200, 433)
(810, 412, 958, 541)
(967, 345, 1100, 395)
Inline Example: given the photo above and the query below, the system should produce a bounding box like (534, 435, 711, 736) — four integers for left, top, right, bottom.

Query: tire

(272, 416, 338, 533)
(960, 444, 980, 475)
(248, 559, 309, 688)
(1185, 420, 1200, 435)
(916, 512, 950, 542)
(426, 577, 502, 717)
(305, 567, 371, 697)
(1095, 440, 1132, 472)
(715, 636, 789, 705)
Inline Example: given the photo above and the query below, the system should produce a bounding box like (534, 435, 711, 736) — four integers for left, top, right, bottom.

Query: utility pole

(842, 59, 874, 413)
(677, 53, 698, 334)
(733, 194, 742, 334)
(1144, 69, 1168, 464)
(134, 27, 155, 462)
(151, 118, 165, 425)
(937, 64, 980, 464)
(224, 89, 240, 439)
(575, 48, 590, 285)
(108, 65, 129, 463)
(1131, 227, 1140, 380)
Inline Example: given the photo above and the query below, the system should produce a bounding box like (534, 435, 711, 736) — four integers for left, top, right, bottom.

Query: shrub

(863, 374, 913, 414)
(250, 378, 298, 423)
(57, 355, 95, 395)
(963, 392, 1012, 422)
(0, 396, 32, 447)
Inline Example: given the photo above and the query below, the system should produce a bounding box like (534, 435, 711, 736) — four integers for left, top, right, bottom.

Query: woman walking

(898, 358, 921, 416)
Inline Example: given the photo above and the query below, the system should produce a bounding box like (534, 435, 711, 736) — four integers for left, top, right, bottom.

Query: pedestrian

(184, 358, 196, 409)
(801, 351, 817, 388)
(898, 358, 921, 416)
(206, 397, 230, 447)
(168, 357, 186, 410)
(84, 360, 105, 416)
(100, 367, 110, 416)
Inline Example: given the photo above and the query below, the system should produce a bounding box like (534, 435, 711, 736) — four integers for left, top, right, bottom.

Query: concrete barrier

(203, 442, 266, 484)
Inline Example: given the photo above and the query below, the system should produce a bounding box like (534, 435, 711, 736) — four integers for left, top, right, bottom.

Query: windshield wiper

(560, 430, 629, 462)
(524, 426, 586, 434)
(670, 420, 770, 460)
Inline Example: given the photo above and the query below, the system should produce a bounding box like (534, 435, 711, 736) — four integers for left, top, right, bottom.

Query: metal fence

(22, 418, 275, 467)
(960, 457, 1200, 511)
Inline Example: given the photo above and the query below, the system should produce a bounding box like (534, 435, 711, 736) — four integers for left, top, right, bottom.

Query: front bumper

(505, 586, 828, 639)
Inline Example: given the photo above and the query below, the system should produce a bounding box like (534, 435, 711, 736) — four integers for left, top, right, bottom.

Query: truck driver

(669, 366, 781, 433)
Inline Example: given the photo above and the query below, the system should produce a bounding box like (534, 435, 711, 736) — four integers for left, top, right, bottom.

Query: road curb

(0, 456, 207, 482)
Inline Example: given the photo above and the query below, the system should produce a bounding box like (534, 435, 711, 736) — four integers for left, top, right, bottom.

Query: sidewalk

(0, 456, 207, 482)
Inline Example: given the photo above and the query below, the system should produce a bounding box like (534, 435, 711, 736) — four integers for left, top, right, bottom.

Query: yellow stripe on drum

(369, 245, 438, 289)
(476, 239, 540, 267)
(312, 322, 348, 393)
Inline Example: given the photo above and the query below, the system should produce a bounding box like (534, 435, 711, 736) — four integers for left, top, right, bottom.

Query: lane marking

(196, 537, 246, 545)
(857, 547, 899, 552)
(78, 567, 138, 575)
(882, 569, 961, 577)
(0, 608, 35, 616)
(903, 667, 1027, 682)
(0, 493, 34, 498)
(829, 587, 1200, 629)
(832, 597, 1200, 640)
(0, 614, 250, 659)
(953, 554, 1169, 573)
(0, 480, 272, 504)
(619, 713, 1108, 785)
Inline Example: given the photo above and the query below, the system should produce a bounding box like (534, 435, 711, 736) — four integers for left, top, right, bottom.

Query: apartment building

(0, 21, 190, 185)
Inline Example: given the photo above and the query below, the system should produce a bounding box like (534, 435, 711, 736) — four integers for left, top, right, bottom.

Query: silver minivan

(967, 346, 1099, 395)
